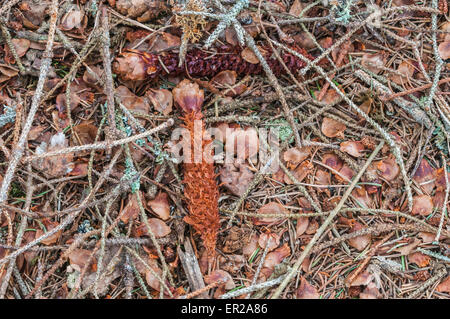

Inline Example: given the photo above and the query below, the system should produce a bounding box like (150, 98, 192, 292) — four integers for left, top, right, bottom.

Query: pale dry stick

(272, 141, 385, 298)
(178, 279, 225, 299)
(0, 18, 24, 72)
(0, 148, 125, 269)
(100, 7, 118, 149)
(0, 0, 58, 209)
(24, 119, 174, 162)
(246, 237, 271, 299)
(0, 163, 33, 298)
(25, 229, 101, 299)
(125, 247, 174, 298)
(434, 155, 449, 243)
(271, 39, 414, 211)
(136, 190, 174, 286)
(407, 266, 447, 299)
(220, 273, 288, 299)
(0, 0, 21, 15)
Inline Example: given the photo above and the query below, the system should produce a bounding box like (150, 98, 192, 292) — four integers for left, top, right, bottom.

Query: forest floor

(0, 0, 449, 299)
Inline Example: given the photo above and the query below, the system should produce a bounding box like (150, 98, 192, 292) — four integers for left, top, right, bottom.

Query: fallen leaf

(412, 195, 434, 216)
(254, 202, 288, 225)
(115, 0, 168, 22)
(262, 243, 290, 278)
(135, 218, 171, 238)
(351, 186, 373, 209)
(347, 270, 373, 287)
(60, 8, 84, 31)
(392, 60, 415, 85)
(408, 252, 430, 267)
(289, 0, 304, 16)
(296, 277, 320, 299)
(36, 219, 63, 245)
(33, 132, 74, 178)
(434, 168, 448, 191)
(204, 269, 235, 290)
(147, 192, 170, 220)
(322, 153, 343, 172)
(121, 193, 140, 224)
(242, 233, 259, 257)
(321, 117, 346, 138)
(116, 85, 150, 114)
(436, 276, 450, 293)
(241, 47, 259, 64)
(283, 147, 311, 167)
(438, 41, 450, 60)
(220, 163, 254, 196)
(284, 160, 313, 184)
(68, 248, 95, 273)
(413, 159, 435, 194)
(361, 52, 387, 74)
(348, 222, 371, 251)
(360, 282, 380, 299)
(113, 52, 148, 81)
(296, 217, 309, 238)
(258, 232, 280, 252)
(225, 127, 259, 163)
(376, 156, 400, 181)
(144, 258, 164, 291)
(394, 238, 421, 256)
(340, 141, 365, 157)
(146, 88, 173, 115)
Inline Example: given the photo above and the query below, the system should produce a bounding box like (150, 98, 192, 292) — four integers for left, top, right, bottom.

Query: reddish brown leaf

(412, 195, 434, 216)
(348, 222, 371, 251)
(340, 141, 365, 157)
(321, 117, 346, 138)
(147, 192, 170, 220)
(296, 277, 320, 299)
(413, 159, 435, 194)
(220, 163, 254, 197)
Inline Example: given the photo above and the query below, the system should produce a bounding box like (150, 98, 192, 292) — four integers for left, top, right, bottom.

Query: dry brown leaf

(289, 0, 304, 16)
(36, 219, 63, 245)
(258, 232, 280, 252)
(321, 117, 346, 138)
(412, 195, 434, 216)
(225, 127, 259, 162)
(147, 192, 170, 220)
(60, 9, 85, 31)
(204, 269, 235, 290)
(296, 277, 320, 299)
(340, 141, 365, 157)
(284, 160, 313, 184)
(394, 238, 421, 256)
(68, 248, 95, 273)
(241, 47, 259, 64)
(392, 60, 415, 85)
(144, 258, 164, 291)
(113, 52, 148, 81)
(10, 38, 31, 58)
(146, 88, 173, 115)
(220, 163, 254, 196)
(408, 252, 431, 267)
(436, 276, 450, 293)
(413, 159, 435, 194)
(351, 186, 373, 209)
(242, 233, 259, 257)
(361, 52, 387, 74)
(322, 153, 343, 172)
(376, 156, 400, 181)
(438, 41, 450, 60)
(360, 282, 380, 299)
(33, 132, 74, 178)
(120, 193, 140, 224)
(135, 218, 171, 238)
(434, 168, 448, 191)
(116, 85, 150, 114)
(296, 217, 309, 238)
(283, 147, 310, 167)
(348, 222, 371, 251)
(115, 0, 168, 22)
(347, 270, 373, 287)
(262, 243, 290, 278)
(254, 202, 288, 225)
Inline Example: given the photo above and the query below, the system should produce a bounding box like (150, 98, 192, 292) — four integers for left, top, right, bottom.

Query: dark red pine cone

(115, 45, 314, 81)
